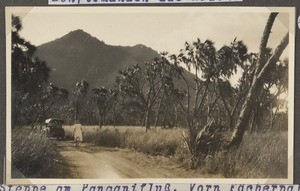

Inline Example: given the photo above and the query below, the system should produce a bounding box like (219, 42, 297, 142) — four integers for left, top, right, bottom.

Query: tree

(150, 54, 182, 128)
(72, 80, 89, 122)
(80, 100, 99, 125)
(116, 58, 177, 131)
(11, 15, 51, 126)
(92, 87, 118, 128)
(251, 58, 288, 132)
(160, 87, 185, 128)
(35, 83, 68, 126)
(232, 48, 289, 133)
(228, 13, 289, 149)
(169, 38, 247, 167)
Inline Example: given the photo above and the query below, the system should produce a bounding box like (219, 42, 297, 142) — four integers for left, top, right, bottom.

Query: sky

(11, 7, 291, 85)
(12, 7, 290, 55)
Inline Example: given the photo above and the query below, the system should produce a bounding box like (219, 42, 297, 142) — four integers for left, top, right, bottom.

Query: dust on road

(51, 141, 218, 179)
(57, 141, 169, 178)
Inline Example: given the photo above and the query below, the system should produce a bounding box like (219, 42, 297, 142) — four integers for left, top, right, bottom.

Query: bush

(12, 127, 56, 178)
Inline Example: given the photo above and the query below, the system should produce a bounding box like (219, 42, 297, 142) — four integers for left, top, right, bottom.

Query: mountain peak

(134, 44, 146, 48)
(64, 29, 105, 44)
(68, 29, 89, 35)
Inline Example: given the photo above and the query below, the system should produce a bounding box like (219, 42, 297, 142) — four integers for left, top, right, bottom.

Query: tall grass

(204, 132, 288, 178)
(64, 125, 288, 178)
(12, 127, 56, 178)
(64, 126, 182, 156)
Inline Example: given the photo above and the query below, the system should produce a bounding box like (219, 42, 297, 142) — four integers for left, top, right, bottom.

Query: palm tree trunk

(145, 109, 151, 131)
(228, 32, 288, 149)
(99, 114, 103, 128)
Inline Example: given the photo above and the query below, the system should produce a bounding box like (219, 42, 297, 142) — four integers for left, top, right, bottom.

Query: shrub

(11, 127, 56, 178)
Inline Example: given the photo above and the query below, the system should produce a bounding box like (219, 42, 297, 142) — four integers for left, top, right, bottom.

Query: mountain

(35, 29, 160, 91)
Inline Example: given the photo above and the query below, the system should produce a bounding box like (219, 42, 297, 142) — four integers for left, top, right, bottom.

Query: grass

(204, 131, 288, 178)
(63, 125, 288, 178)
(12, 125, 287, 178)
(11, 127, 56, 178)
(64, 126, 181, 156)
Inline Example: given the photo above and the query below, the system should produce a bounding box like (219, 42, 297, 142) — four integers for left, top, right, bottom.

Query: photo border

(5, 6, 296, 185)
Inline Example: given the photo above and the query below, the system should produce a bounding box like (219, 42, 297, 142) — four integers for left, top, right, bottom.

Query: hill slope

(35, 29, 159, 91)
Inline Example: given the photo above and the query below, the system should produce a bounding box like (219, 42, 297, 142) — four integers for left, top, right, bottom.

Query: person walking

(73, 122, 83, 146)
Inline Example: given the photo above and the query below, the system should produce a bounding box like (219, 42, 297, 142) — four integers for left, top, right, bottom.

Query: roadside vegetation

(63, 125, 287, 178)
(11, 127, 56, 178)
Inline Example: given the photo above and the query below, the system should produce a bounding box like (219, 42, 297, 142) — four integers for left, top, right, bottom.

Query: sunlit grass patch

(64, 126, 182, 156)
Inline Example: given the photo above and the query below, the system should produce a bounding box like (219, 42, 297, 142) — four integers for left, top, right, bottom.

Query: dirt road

(49, 141, 215, 179)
